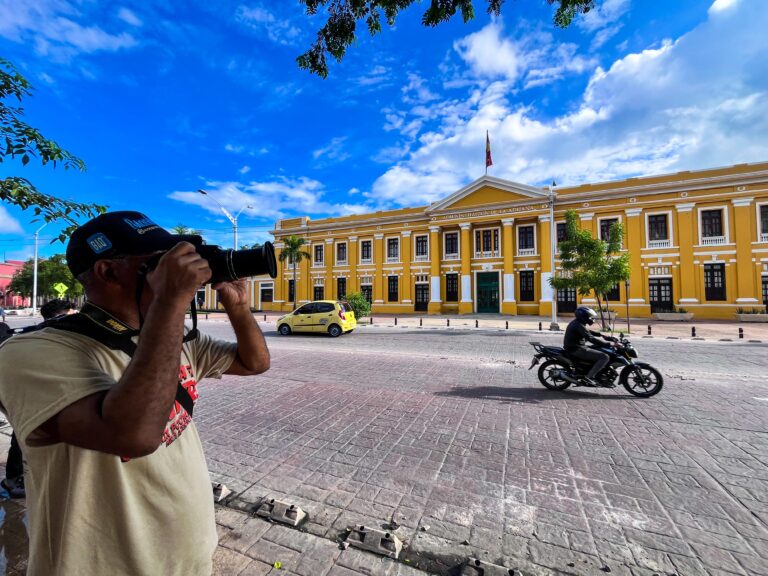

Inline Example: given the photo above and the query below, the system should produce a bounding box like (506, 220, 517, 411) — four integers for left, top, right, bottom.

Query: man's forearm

(101, 300, 187, 450)
(226, 304, 270, 374)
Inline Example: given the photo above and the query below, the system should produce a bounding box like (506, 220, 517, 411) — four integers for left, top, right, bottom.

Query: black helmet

(575, 306, 598, 325)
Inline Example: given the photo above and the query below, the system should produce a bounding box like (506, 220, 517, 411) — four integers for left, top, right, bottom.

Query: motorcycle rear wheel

(537, 360, 572, 391)
(620, 363, 663, 397)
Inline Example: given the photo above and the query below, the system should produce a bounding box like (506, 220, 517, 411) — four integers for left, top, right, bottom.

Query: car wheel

(278, 324, 292, 336)
(328, 324, 342, 337)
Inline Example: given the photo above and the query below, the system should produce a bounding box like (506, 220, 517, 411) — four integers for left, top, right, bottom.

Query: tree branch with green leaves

(550, 210, 630, 329)
(0, 57, 105, 242)
(297, 0, 596, 78)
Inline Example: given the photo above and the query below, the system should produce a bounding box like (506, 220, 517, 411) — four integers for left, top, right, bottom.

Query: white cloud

(169, 176, 372, 223)
(312, 136, 350, 163)
(239, 165, 251, 175)
(367, 0, 768, 207)
(0, 0, 137, 61)
(709, 0, 739, 15)
(0, 207, 24, 236)
(577, 0, 631, 49)
(452, 21, 597, 89)
(578, 0, 631, 32)
(117, 7, 142, 27)
(454, 22, 524, 82)
(236, 4, 301, 45)
(225, 143, 270, 156)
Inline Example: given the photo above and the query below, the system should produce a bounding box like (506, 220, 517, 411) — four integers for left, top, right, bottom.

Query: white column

(540, 272, 554, 302)
(503, 273, 516, 302)
(430, 276, 441, 303)
(460, 275, 472, 303)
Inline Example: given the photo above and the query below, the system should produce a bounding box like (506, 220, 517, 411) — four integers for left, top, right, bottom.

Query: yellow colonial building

(213, 161, 768, 320)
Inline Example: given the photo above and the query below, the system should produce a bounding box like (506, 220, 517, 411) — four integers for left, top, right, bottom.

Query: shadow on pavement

(435, 385, 629, 403)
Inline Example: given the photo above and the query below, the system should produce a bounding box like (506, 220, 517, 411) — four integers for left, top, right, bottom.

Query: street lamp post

(32, 221, 49, 317)
(549, 182, 559, 331)
(625, 279, 631, 334)
(197, 189, 253, 249)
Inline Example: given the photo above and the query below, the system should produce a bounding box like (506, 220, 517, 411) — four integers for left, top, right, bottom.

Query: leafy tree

(9, 254, 84, 301)
(343, 291, 371, 320)
(170, 224, 203, 236)
(277, 235, 311, 310)
(1, 58, 105, 241)
(240, 242, 262, 250)
(550, 210, 630, 329)
(298, 0, 595, 77)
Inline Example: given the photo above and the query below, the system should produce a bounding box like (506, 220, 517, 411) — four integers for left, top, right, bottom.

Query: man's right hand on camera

(147, 242, 212, 308)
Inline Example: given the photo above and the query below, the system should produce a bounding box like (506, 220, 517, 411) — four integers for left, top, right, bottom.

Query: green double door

(476, 272, 500, 313)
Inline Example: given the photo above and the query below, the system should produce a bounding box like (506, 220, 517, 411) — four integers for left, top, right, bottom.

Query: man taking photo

(0, 211, 270, 576)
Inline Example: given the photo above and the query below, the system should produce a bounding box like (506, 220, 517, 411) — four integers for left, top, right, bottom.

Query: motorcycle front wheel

(620, 363, 663, 397)
(537, 360, 572, 391)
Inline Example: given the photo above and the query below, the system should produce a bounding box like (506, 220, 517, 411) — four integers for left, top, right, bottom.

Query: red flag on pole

(485, 131, 493, 172)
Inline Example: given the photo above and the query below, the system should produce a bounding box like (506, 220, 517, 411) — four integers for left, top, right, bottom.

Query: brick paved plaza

(2, 320, 768, 575)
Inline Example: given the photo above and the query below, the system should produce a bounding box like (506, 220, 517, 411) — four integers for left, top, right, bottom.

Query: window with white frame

(336, 242, 347, 265)
(517, 225, 535, 256)
(599, 217, 620, 242)
(359, 276, 372, 303)
(444, 232, 459, 259)
(475, 228, 500, 257)
(556, 222, 568, 245)
(647, 214, 670, 248)
(360, 240, 372, 264)
(313, 244, 324, 265)
(700, 208, 726, 245)
(759, 204, 768, 242)
(414, 234, 429, 261)
(386, 237, 400, 262)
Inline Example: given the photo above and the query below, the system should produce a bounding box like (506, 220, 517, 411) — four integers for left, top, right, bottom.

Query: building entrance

(477, 272, 500, 313)
(557, 287, 577, 313)
(649, 278, 673, 313)
(414, 283, 429, 312)
(762, 277, 768, 306)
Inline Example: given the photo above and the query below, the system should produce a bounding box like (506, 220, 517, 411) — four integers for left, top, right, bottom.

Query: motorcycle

(528, 334, 663, 397)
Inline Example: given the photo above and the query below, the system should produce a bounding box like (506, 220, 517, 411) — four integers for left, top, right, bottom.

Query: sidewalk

(6, 311, 766, 342)
(202, 311, 768, 342)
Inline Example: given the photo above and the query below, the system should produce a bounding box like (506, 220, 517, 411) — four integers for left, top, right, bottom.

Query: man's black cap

(66, 211, 187, 277)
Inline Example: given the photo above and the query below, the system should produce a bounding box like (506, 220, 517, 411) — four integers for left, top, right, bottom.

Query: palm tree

(278, 235, 311, 310)
(171, 224, 203, 236)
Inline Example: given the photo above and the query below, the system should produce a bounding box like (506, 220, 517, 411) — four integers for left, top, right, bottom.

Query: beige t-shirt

(0, 326, 237, 576)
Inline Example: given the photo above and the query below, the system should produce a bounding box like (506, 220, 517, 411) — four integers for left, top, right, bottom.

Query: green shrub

(343, 292, 371, 320)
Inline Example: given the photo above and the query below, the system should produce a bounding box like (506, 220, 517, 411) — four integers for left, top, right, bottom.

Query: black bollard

(475, 319, 478, 328)
(395, 317, 398, 326)
(647, 325, 652, 336)
(506, 321, 509, 329)
(420, 318, 423, 327)
(538, 322, 542, 331)
(264, 314, 267, 322)
(692, 326, 696, 338)
(739, 327, 744, 339)
(370, 317, 373, 325)
(447, 318, 450, 327)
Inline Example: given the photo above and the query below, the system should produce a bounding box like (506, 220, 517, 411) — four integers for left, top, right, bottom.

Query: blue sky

(1, 0, 767, 259)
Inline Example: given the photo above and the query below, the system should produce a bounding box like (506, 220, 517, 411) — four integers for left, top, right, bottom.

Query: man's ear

(91, 260, 122, 285)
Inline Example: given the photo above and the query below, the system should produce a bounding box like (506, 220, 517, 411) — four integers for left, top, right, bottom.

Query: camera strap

(45, 303, 196, 417)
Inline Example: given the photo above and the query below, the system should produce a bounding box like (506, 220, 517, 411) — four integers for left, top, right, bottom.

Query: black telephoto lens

(198, 242, 277, 284)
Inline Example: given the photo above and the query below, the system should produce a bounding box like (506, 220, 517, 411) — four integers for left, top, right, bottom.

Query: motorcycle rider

(563, 306, 617, 386)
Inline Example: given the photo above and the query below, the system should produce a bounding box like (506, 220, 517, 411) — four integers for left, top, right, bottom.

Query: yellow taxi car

(277, 300, 356, 337)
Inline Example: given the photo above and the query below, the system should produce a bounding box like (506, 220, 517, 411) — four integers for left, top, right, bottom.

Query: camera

(196, 241, 277, 284)
(147, 236, 277, 284)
